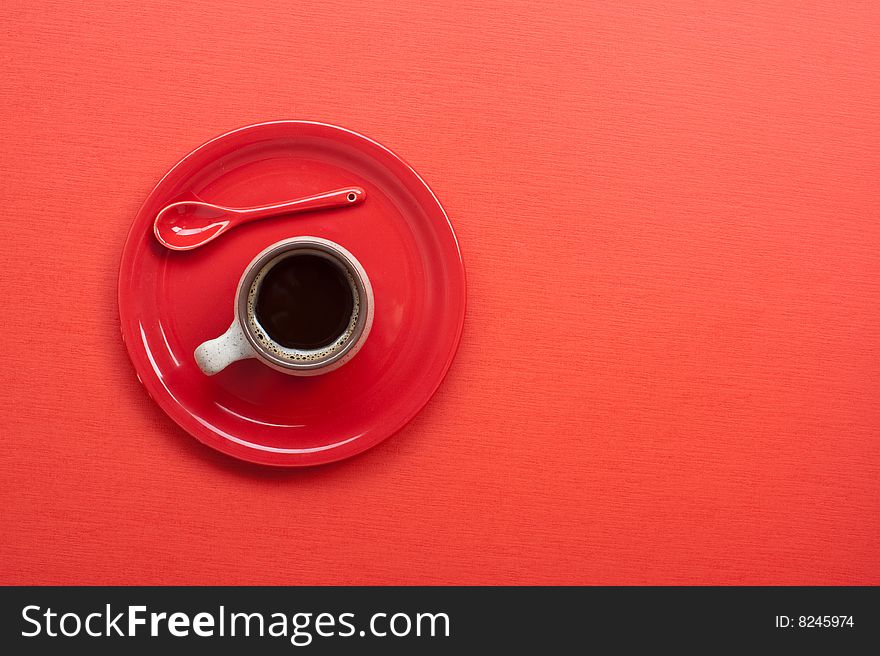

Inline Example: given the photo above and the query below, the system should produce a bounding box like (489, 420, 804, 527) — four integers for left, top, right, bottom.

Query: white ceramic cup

(194, 236, 374, 376)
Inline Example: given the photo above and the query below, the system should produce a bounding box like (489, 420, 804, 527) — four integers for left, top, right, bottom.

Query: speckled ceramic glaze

(194, 236, 374, 376)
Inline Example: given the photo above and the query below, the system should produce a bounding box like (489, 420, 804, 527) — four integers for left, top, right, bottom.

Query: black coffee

(255, 254, 354, 350)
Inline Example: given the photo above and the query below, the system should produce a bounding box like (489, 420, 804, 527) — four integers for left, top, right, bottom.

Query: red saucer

(118, 121, 466, 466)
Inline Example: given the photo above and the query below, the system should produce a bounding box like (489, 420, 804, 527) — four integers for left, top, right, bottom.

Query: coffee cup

(194, 237, 374, 376)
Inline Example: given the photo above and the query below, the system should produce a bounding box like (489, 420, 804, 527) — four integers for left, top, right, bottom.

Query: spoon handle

(235, 187, 365, 223)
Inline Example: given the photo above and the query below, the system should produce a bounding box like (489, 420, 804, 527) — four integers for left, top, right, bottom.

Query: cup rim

(235, 237, 373, 372)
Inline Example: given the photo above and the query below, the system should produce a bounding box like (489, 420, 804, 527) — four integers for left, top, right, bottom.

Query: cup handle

(194, 320, 257, 375)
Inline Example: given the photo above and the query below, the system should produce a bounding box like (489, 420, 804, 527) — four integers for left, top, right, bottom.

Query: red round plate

(119, 121, 466, 466)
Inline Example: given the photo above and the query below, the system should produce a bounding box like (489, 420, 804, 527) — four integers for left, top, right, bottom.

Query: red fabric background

(1, 1, 877, 584)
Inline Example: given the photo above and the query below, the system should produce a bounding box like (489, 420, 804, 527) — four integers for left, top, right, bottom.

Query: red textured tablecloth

(1, 1, 877, 584)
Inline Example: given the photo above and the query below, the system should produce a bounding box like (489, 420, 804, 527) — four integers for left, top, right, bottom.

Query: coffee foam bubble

(245, 255, 360, 364)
